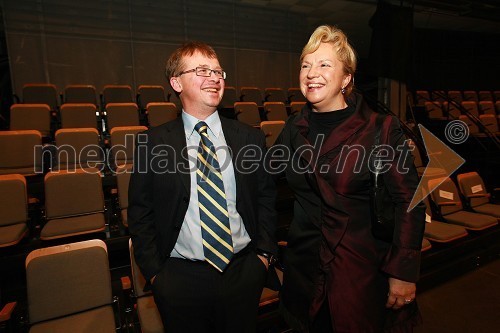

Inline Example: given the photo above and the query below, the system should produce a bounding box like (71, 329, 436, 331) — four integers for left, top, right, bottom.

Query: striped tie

(195, 121, 233, 272)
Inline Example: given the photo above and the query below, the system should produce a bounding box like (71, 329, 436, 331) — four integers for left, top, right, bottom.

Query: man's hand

(386, 277, 416, 310)
(257, 255, 269, 270)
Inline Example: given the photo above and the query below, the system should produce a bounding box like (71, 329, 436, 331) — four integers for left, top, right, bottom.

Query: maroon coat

(275, 93, 425, 332)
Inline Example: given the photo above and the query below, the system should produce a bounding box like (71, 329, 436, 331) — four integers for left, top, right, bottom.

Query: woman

(274, 25, 425, 332)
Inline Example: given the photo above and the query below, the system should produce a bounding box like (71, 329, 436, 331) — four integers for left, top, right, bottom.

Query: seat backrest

(430, 90, 446, 103)
(234, 102, 261, 127)
(60, 103, 97, 129)
(22, 83, 58, 110)
(479, 114, 498, 133)
(64, 85, 97, 105)
(116, 164, 132, 210)
(479, 101, 495, 115)
(425, 101, 443, 119)
(461, 101, 479, 117)
(146, 102, 177, 127)
(290, 101, 306, 115)
(456, 172, 489, 208)
(55, 128, 102, 169)
(26, 239, 112, 324)
(264, 88, 287, 103)
(459, 115, 479, 135)
(264, 102, 288, 121)
(442, 101, 461, 119)
(102, 85, 134, 105)
(10, 104, 51, 136)
(428, 177, 462, 216)
(109, 126, 148, 167)
(478, 91, 493, 102)
(0, 174, 27, 227)
(447, 91, 462, 103)
(240, 87, 263, 105)
(0, 130, 43, 175)
(137, 85, 166, 109)
(44, 169, 104, 219)
(463, 90, 478, 102)
(260, 121, 285, 147)
(219, 86, 238, 109)
(415, 90, 430, 107)
(106, 102, 140, 131)
(493, 91, 500, 102)
(287, 88, 306, 103)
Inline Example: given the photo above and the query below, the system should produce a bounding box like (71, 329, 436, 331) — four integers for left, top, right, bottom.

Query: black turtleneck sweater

(307, 104, 356, 144)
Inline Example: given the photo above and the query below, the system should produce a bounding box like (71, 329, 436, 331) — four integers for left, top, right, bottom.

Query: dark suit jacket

(276, 93, 425, 332)
(128, 115, 277, 281)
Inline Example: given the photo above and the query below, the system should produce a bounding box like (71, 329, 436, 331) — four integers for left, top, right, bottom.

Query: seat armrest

(466, 193, 490, 199)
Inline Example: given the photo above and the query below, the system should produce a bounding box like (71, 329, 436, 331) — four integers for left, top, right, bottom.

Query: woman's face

(300, 42, 351, 112)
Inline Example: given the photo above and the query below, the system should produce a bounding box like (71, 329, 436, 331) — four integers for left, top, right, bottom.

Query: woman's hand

(386, 277, 416, 310)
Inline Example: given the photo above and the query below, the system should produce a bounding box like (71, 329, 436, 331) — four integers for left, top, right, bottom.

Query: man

(128, 41, 277, 333)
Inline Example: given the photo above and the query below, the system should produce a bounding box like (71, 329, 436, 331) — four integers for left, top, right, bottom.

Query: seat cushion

(40, 213, 105, 240)
(30, 305, 115, 333)
(0, 223, 28, 247)
(137, 296, 164, 333)
(421, 238, 432, 252)
(473, 203, 500, 218)
(424, 221, 468, 242)
(445, 211, 498, 230)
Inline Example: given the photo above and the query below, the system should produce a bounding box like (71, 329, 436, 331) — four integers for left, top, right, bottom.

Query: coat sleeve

(379, 116, 426, 282)
(128, 130, 163, 281)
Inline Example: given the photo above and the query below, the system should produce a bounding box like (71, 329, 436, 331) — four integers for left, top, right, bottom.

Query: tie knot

(195, 121, 208, 135)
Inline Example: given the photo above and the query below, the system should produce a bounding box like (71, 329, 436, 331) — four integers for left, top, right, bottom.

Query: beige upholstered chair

(146, 102, 177, 127)
(457, 172, 500, 218)
(60, 103, 97, 129)
(105, 103, 140, 131)
(129, 239, 164, 333)
(234, 102, 261, 127)
(26, 239, 116, 332)
(263, 102, 288, 121)
(428, 177, 497, 231)
(0, 130, 43, 175)
(41, 169, 106, 240)
(260, 121, 285, 148)
(0, 174, 29, 248)
(10, 104, 51, 137)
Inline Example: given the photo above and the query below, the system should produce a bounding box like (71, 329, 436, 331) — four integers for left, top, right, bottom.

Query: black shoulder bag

(370, 114, 395, 243)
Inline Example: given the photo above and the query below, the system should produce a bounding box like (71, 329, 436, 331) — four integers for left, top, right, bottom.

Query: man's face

(171, 51, 225, 117)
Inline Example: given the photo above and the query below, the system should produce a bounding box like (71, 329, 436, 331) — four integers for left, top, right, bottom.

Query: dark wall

(3, 0, 310, 96)
(411, 28, 500, 90)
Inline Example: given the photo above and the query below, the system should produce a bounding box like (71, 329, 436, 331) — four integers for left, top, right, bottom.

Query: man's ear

(170, 77, 182, 93)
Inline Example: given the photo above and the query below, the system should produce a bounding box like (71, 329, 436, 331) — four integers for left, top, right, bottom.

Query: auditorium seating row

(0, 237, 282, 332)
(1, 156, 498, 250)
(413, 90, 500, 107)
(7, 100, 299, 140)
(423, 100, 500, 120)
(14, 83, 307, 112)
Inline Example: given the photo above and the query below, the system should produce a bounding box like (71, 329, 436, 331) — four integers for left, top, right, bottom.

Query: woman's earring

(341, 87, 346, 94)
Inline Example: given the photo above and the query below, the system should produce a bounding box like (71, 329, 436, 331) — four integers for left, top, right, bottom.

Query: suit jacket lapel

(160, 117, 190, 195)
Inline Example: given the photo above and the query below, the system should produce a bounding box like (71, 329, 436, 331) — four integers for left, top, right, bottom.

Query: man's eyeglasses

(178, 67, 227, 80)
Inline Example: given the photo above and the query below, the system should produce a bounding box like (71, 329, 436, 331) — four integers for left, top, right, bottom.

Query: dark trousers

(151, 249, 268, 333)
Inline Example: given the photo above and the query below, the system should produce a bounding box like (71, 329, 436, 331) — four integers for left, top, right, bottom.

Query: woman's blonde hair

(301, 25, 357, 96)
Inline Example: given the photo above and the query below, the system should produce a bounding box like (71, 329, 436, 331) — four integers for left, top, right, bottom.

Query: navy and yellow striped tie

(195, 121, 233, 272)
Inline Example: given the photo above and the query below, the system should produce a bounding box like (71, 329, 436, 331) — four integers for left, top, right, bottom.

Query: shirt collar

(182, 110, 222, 140)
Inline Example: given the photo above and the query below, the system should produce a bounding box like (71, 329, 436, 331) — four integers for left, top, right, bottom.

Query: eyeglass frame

(177, 67, 227, 80)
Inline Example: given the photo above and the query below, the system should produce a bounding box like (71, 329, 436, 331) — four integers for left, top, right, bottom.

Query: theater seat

(234, 102, 261, 127)
(457, 172, 500, 219)
(26, 239, 116, 332)
(260, 121, 285, 147)
(146, 102, 177, 127)
(428, 177, 497, 231)
(41, 169, 106, 240)
(0, 174, 29, 248)
(263, 102, 288, 121)
(423, 199, 468, 243)
(129, 240, 164, 333)
(0, 130, 43, 175)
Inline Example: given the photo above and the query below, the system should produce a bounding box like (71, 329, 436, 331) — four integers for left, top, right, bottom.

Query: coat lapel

(160, 117, 190, 195)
